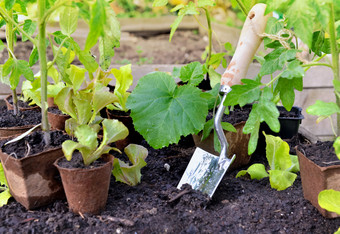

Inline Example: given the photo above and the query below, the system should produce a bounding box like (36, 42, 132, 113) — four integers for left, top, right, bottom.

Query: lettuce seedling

(0, 163, 11, 207)
(236, 132, 299, 191)
(62, 119, 128, 166)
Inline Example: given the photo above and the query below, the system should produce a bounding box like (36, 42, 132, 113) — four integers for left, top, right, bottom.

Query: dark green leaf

(221, 122, 237, 133)
(126, 72, 208, 149)
(275, 78, 295, 111)
(201, 119, 214, 141)
(29, 46, 39, 66)
(243, 107, 260, 155)
(224, 79, 261, 107)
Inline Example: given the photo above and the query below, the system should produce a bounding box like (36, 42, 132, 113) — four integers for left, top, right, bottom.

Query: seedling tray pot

(54, 154, 114, 215)
(192, 121, 250, 171)
(48, 111, 70, 131)
(5, 94, 40, 112)
(0, 125, 37, 139)
(0, 147, 65, 209)
(296, 148, 340, 218)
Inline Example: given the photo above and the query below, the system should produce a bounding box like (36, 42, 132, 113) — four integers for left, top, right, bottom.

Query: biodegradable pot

(48, 110, 70, 131)
(0, 147, 65, 209)
(106, 109, 143, 150)
(5, 94, 40, 112)
(192, 121, 250, 171)
(47, 97, 57, 108)
(0, 125, 37, 139)
(296, 148, 340, 218)
(54, 154, 114, 215)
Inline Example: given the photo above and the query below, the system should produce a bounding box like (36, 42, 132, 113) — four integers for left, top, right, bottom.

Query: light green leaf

(75, 124, 98, 150)
(197, 0, 215, 7)
(318, 189, 340, 215)
(153, 0, 168, 7)
(333, 137, 340, 160)
(280, 60, 304, 79)
(208, 53, 226, 69)
(312, 0, 331, 30)
(47, 82, 65, 98)
(73, 90, 92, 125)
(201, 119, 214, 141)
(17, 60, 34, 81)
(236, 163, 269, 180)
(0, 163, 8, 187)
(289, 155, 300, 173)
(112, 144, 148, 186)
(22, 19, 37, 42)
(179, 61, 204, 86)
(68, 65, 86, 91)
(29, 46, 39, 66)
(208, 67, 221, 89)
(111, 64, 133, 111)
(99, 6, 120, 71)
(264, 133, 292, 171)
(268, 170, 297, 191)
(0, 189, 11, 207)
(55, 87, 77, 120)
(169, 15, 184, 42)
(85, 0, 106, 51)
(306, 100, 340, 117)
(126, 72, 208, 149)
(60, 5, 79, 36)
(91, 85, 118, 121)
(101, 119, 129, 145)
(225, 79, 261, 107)
(62, 140, 81, 161)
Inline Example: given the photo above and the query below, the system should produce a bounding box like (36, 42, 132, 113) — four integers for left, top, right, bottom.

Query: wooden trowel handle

(221, 3, 270, 87)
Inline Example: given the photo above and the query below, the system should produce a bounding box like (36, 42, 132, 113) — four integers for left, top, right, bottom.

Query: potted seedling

(261, 0, 340, 218)
(0, 0, 121, 209)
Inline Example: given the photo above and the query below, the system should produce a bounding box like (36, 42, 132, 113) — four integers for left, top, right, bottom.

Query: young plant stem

(5, 10, 19, 115)
(235, 0, 249, 16)
(204, 8, 212, 71)
(328, 3, 340, 136)
(38, 0, 50, 143)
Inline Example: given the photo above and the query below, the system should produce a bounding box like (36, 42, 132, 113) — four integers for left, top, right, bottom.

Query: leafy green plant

(0, 1, 35, 115)
(318, 189, 340, 234)
(0, 163, 11, 207)
(236, 133, 299, 191)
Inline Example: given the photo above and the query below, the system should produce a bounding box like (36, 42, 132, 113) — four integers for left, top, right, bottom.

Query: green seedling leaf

(318, 189, 340, 215)
(153, 0, 168, 7)
(333, 80, 340, 93)
(91, 84, 118, 122)
(225, 79, 261, 107)
(307, 100, 340, 117)
(55, 87, 77, 120)
(236, 163, 269, 180)
(221, 122, 237, 133)
(99, 6, 120, 70)
(47, 82, 65, 98)
(85, 0, 106, 51)
(0, 40, 4, 52)
(68, 65, 86, 91)
(5, 0, 15, 10)
(179, 61, 204, 86)
(208, 53, 226, 69)
(264, 133, 292, 171)
(243, 107, 261, 155)
(334, 137, 340, 160)
(111, 64, 133, 111)
(22, 19, 36, 42)
(126, 72, 208, 149)
(208, 67, 221, 91)
(60, 5, 79, 36)
(73, 91, 92, 125)
(112, 144, 148, 186)
(101, 118, 129, 146)
(197, 0, 215, 7)
(260, 48, 297, 76)
(289, 155, 300, 173)
(201, 119, 213, 141)
(257, 88, 280, 133)
(280, 60, 304, 79)
(0, 163, 11, 207)
(29, 46, 39, 66)
(170, 15, 184, 42)
(268, 170, 297, 191)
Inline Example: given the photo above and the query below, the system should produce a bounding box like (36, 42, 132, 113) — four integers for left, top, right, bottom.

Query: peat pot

(296, 147, 340, 218)
(54, 154, 114, 215)
(192, 121, 250, 171)
(0, 147, 65, 209)
(47, 108, 70, 131)
(5, 94, 40, 112)
(0, 125, 36, 140)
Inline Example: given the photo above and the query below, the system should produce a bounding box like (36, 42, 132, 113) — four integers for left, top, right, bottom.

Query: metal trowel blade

(177, 147, 229, 198)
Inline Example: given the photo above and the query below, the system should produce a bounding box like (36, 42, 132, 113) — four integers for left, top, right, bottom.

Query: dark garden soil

(48, 107, 66, 115)
(5, 95, 38, 109)
(0, 135, 340, 233)
(0, 106, 41, 127)
(57, 152, 107, 170)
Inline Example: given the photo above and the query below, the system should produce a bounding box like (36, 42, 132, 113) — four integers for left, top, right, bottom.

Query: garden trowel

(177, 3, 270, 197)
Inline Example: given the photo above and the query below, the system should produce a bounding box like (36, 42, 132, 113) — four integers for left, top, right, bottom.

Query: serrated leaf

(126, 72, 208, 149)
(208, 53, 226, 69)
(225, 79, 261, 107)
(281, 60, 304, 79)
(286, 0, 315, 47)
(268, 170, 297, 190)
(318, 189, 340, 215)
(22, 19, 36, 42)
(257, 87, 280, 132)
(236, 163, 269, 180)
(17, 60, 34, 81)
(306, 100, 340, 117)
(243, 107, 260, 155)
(179, 61, 204, 86)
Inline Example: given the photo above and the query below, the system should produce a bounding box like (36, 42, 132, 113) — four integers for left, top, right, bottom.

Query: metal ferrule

(219, 84, 232, 94)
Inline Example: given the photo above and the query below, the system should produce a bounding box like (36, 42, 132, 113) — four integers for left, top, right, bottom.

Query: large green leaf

(225, 79, 261, 107)
(112, 144, 148, 186)
(111, 64, 133, 111)
(126, 72, 208, 148)
(99, 6, 120, 71)
(268, 170, 297, 191)
(306, 100, 340, 117)
(60, 5, 79, 36)
(318, 189, 340, 215)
